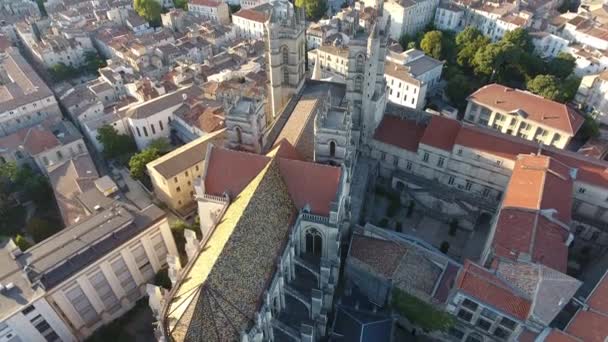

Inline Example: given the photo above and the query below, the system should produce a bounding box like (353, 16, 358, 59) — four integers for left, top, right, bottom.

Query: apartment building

(0, 202, 178, 341)
(147, 129, 225, 215)
(385, 49, 444, 109)
(232, 6, 269, 40)
(380, 0, 440, 39)
(188, 0, 230, 24)
(0, 48, 61, 137)
(434, 1, 465, 31)
(464, 84, 584, 149)
(530, 31, 569, 58)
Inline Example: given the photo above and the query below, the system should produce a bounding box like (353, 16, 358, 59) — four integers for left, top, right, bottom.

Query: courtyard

(363, 180, 493, 262)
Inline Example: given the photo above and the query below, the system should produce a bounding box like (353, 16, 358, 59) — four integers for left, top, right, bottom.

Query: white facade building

(188, 0, 230, 24)
(379, 0, 440, 39)
(0, 203, 178, 341)
(232, 7, 269, 40)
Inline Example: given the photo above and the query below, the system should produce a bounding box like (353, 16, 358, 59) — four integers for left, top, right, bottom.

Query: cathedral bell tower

(265, 0, 307, 120)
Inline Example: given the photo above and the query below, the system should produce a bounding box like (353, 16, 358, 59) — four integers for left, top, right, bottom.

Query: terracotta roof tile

(204, 144, 341, 216)
(204, 147, 270, 198)
(420, 115, 461, 151)
(545, 330, 581, 342)
(349, 234, 407, 278)
(233, 9, 268, 23)
(277, 158, 341, 216)
(456, 260, 532, 320)
(373, 115, 426, 152)
(468, 84, 584, 135)
(566, 310, 608, 342)
(493, 210, 569, 272)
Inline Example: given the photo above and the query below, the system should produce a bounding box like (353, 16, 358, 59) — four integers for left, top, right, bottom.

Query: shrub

(154, 268, 172, 289)
(392, 288, 454, 332)
(386, 200, 400, 217)
(440, 241, 450, 254)
(379, 218, 389, 227)
(26, 218, 58, 243)
(406, 201, 415, 218)
(14, 234, 32, 251)
(449, 219, 458, 236)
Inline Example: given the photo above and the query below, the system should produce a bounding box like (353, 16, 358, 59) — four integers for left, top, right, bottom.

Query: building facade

(147, 130, 226, 215)
(0, 203, 179, 341)
(463, 84, 584, 149)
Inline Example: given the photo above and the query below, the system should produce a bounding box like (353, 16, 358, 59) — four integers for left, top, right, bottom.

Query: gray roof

(0, 203, 165, 320)
(405, 54, 444, 77)
(0, 48, 54, 113)
(122, 86, 199, 119)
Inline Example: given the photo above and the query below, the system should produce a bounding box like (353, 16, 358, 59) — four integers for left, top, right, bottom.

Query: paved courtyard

(364, 185, 492, 263)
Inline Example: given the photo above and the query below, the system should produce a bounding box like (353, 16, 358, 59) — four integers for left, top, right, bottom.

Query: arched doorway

(305, 228, 323, 257)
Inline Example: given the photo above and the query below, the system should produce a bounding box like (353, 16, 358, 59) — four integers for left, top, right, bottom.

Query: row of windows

(136, 119, 167, 138)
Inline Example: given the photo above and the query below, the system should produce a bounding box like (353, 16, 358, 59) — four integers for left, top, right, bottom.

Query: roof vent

(182, 93, 188, 101)
(504, 88, 514, 92)
(5, 283, 14, 291)
(94, 205, 102, 211)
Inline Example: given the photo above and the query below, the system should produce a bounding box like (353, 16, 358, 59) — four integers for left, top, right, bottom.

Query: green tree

(562, 75, 582, 102)
(392, 288, 454, 332)
(26, 218, 57, 243)
(580, 115, 600, 139)
(83, 51, 107, 75)
(548, 52, 576, 79)
(97, 124, 137, 160)
(456, 34, 489, 68)
(446, 72, 473, 109)
(502, 28, 534, 53)
(295, 0, 327, 21)
(455, 26, 484, 47)
(399, 34, 413, 51)
(134, 0, 162, 25)
(420, 30, 443, 60)
(473, 42, 521, 82)
(49, 63, 78, 81)
(228, 4, 241, 13)
(174, 0, 188, 10)
(148, 137, 172, 154)
(36, 0, 47, 17)
(14, 235, 32, 251)
(527, 74, 563, 101)
(129, 148, 160, 180)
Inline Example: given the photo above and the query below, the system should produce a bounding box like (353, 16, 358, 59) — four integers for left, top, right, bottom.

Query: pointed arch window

(282, 46, 289, 65)
(356, 54, 365, 73)
(283, 67, 289, 85)
(354, 76, 363, 92)
(236, 126, 243, 144)
(305, 228, 323, 257)
(329, 141, 336, 157)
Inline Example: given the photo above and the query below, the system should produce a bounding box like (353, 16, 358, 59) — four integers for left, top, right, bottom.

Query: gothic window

(354, 76, 363, 92)
(356, 54, 365, 73)
(329, 141, 336, 157)
(305, 228, 323, 257)
(281, 46, 289, 65)
(236, 126, 243, 144)
(283, 67, 289, 85)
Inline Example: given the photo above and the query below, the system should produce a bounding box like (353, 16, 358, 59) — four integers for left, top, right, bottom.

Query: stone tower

(265, 0, 307, 120)
(224, 96, 266, 153)
(344, 19, 389, 142)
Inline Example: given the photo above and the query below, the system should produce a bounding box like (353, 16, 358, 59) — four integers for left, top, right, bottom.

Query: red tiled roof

(468, 84, 584, 135)
(268, 139, 303, 161)
(372, 115, 608, 190)
(349, 234, 407, 278)
(493, 210, 569, 272)
(545, 330, 582, 342)
(277, 158, 341, 216)
(518, 329, 540, 342)
(587, 271, 608, 313)
(455, 260, 532, 320)
(373, 115, 425, 152)
(204, 147, 270, 198)
(420, 115, 461, 151)
(233, 9, 268, 23)
(204, 145, 341, 216)
(503, 155, 573, 223)
(566, 310, 608, 342)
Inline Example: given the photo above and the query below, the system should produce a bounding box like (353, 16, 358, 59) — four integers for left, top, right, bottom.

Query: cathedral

(150, 1, 391, 341)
